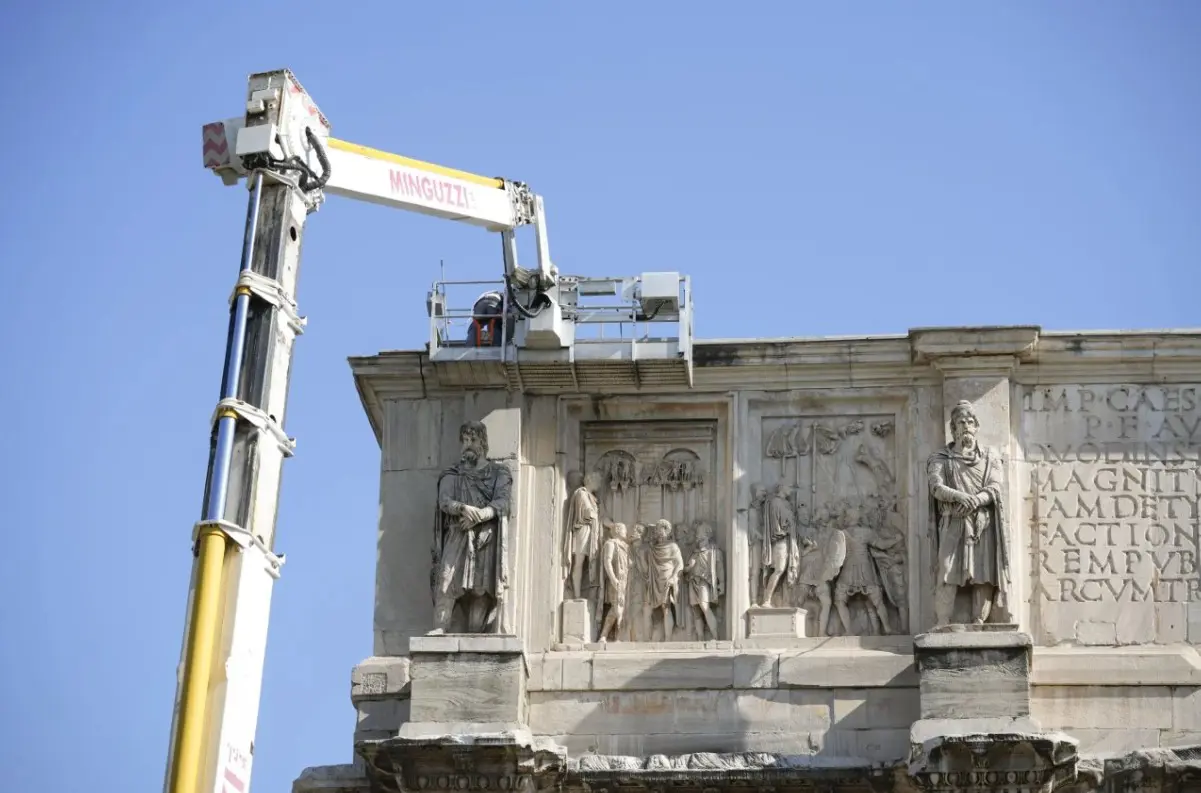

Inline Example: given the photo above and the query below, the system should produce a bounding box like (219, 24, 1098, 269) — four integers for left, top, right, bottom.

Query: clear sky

(0, 2, 1198, 791)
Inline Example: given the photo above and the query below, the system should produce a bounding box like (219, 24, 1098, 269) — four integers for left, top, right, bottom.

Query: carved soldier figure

(432, 421, 512, 634)
(648, 519, 684, 641)
(563, 470, 602, 600)
(833, 504, 892, 635)
(868, 499, 909, 634)
(685, 521, 725, 640)
(757, 484, 801, 607)
(794, 507, 840, 637)
(927, 400, 1011, 626)
(598, 522, 630, 643)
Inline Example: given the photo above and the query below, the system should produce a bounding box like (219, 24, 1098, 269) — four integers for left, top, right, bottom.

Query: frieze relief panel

(562, 420, 726, 643)
(751, 413, 908, 637)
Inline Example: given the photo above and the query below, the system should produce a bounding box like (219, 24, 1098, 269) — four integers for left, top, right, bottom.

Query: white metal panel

(203, 544, 279, 793)
(323, 146, 518, 231)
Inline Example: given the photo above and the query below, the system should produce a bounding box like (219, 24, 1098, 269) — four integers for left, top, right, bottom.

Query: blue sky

(0, 2, 1197, 791)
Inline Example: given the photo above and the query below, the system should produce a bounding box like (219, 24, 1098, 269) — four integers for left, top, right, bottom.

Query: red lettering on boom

(389, 169, 477, 211)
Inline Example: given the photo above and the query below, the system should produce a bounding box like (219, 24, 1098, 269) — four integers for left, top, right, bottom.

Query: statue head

(950, 400, 980, 448)
(459, 421, 489, 466)
(565, 470, 583, 492)
(693, 521, 714, 546)
(584, 471, 603, 493)
(609, 522, 628, 541)
(653, 519, 673, 543)
(629, 523, 645, 543)
(751, 484, 767, 502)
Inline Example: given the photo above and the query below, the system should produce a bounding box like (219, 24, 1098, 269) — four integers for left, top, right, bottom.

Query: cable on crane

(504, 275, 551, 320)
(260, 127, 331, 192)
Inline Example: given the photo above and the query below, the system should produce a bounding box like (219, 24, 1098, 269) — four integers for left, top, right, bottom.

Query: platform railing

(427, 274, 692, 367)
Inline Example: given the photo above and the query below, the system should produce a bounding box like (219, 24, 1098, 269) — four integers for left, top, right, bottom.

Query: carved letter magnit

(926, 400, 1012, 626)
(432, 421, 513, 634)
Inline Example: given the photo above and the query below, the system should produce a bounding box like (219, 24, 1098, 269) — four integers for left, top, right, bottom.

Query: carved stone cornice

(356, 729, 567, 793)
(349, 329, 1201, 446)
(300, 745, 1201, 793)
(909, 327, 1041, 366)
(907, 729, 1080, 793)
(568, 753, 902, 793)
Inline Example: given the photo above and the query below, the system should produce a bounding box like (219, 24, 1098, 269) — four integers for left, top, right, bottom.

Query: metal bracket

(229, 269, 307, 335)
(192, 518, 285, 579)
(503, 180, 536, 226)
(210, 396, 296, 457)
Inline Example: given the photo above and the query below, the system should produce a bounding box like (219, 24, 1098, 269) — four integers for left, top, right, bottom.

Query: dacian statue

(431, 421, 513, 634)
(926, 400, 1011, 626)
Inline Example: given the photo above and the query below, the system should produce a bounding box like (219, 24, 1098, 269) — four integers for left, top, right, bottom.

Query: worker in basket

(466, 290, 514, 347)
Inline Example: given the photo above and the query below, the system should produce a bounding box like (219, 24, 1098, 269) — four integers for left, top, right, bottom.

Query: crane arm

(203, 115, 541, 237)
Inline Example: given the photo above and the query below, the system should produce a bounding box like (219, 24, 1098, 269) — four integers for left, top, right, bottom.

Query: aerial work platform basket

(426, 272, 694, 392)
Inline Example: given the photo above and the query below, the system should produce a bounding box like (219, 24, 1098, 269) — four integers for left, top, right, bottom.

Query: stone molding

(296, 746, 1201, 793)
(349, 329, 1201, 444)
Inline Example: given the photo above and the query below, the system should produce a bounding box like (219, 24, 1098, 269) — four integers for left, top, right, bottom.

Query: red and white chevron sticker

(203, 122, 230, 169)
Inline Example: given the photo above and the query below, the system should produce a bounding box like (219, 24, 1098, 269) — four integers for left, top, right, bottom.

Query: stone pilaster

(911, 327, 1038, 631)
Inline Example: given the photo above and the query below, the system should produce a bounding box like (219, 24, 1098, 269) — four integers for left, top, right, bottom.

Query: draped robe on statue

(927, 444, 1010, 608)
(761, 492, 800, 590)
(432, 459, 512, 632)
(563, 485, 601, 594)
(649, 540, 684, 611)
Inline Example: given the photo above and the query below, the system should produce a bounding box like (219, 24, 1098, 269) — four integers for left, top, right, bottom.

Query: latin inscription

(1023, 385, 1201, 612)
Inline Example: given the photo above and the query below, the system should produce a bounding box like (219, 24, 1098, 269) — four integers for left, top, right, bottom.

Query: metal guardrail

(427, 274, 693, 371)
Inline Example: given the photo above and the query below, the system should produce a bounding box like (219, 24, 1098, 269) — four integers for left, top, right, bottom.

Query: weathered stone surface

(590, 651, 736, 690)
(914, 629, 1032, 720)
(1020, 383, 1201, 647)
(350, 655, 411, 701)
(1033, 685, 1175, 730)
(908, 719, 1080, 793)
(561, 599, 592, 644)
(292, 764, 370, 793)
(778, 648, 917, 688)
(355, 698, 409, 735)
(358, 727, 567, 793)
(407, 636, 527, 725)
(747, 606, 807, 638)
(1032, 646, 1201, 686)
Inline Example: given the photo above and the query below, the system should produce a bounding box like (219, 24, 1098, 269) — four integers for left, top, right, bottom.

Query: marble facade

(299, 327, 1201, 793)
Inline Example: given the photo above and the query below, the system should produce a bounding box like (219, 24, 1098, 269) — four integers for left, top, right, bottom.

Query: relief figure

(868, 497, 909, 633)
(753, 484, 801, 607)
(598, 522, 630, 643)
(432, 421, 512, 635)
(626, 523, 651, 641)
(794, 506, 840, 636)
(833, 504, 892, 635)
(685, 521, 724, 640)
(648, 519, 684, 641)
(563, 470, 602, 601)
(926, 400, 1011, 626)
